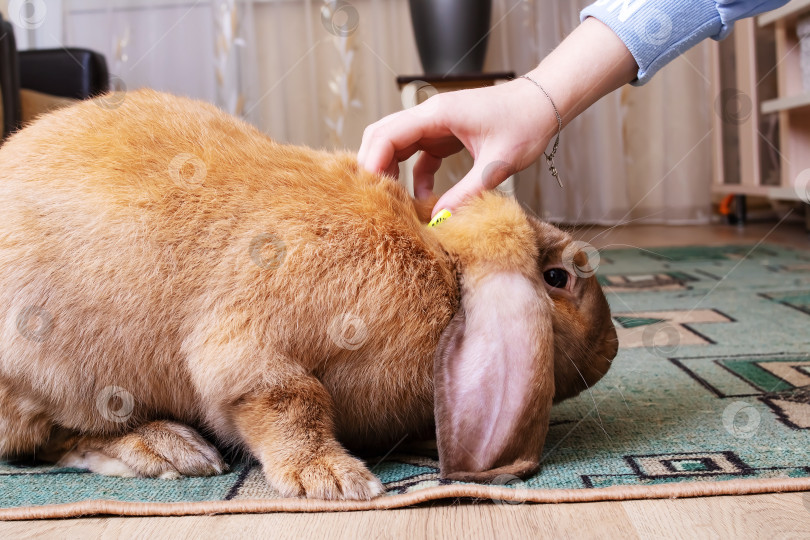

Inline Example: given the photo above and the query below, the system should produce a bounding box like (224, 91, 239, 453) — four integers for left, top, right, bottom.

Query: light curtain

(487, 0, 714, 224)
(46, 0, 712, 224)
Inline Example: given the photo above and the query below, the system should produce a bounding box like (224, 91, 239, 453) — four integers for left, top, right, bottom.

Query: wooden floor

(3, 493, 810, 539)
(567, 218, 810, 251)
(2, 219, 809, 539)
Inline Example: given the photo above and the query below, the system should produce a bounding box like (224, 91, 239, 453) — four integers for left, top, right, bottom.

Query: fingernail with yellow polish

(428, 209, 451, 228)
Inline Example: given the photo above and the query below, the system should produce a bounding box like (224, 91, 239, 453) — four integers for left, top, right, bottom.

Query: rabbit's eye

(543, 268, 569, 289)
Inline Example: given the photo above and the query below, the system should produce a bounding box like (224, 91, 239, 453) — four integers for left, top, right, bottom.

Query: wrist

(525, 17, 636, 124)
(507, 76, 560, 167)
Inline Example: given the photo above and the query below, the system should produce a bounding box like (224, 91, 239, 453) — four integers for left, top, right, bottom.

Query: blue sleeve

(580, 0, 791, 85)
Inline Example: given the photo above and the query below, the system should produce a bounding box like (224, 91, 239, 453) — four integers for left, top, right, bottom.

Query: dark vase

(408, 0, 492, 75)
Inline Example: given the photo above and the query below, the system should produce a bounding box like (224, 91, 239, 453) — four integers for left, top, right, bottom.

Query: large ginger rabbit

(0, 90, 618, 500)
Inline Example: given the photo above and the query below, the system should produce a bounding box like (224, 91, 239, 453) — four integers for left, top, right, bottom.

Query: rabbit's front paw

(58, 420, 227, 479)
(266, 450, 384, 500)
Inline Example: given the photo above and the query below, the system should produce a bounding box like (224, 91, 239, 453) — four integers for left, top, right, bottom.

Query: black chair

(0, 14, 108, 139)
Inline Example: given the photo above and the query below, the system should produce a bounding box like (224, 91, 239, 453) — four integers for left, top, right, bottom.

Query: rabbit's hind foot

(51, 420, 228, 479)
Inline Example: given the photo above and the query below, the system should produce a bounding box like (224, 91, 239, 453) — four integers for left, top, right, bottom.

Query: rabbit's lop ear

(434, 272, 554, 481)
(431, 195, 554, 482)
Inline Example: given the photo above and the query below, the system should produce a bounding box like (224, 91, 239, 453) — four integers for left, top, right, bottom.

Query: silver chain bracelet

(520, 74, 563, 188)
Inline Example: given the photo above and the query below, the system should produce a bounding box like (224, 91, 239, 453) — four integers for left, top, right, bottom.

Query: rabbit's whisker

(560, 347, 609, 438)
(611, 379, 631, 411)
(595, 243, 672, 260)
(568, 185, 595, 228)
(587, 209, 666, 244)
(605, 289, 643, 319)
(539, 390, 613, 464)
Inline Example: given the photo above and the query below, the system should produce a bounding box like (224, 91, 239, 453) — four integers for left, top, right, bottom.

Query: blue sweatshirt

(581, 0, 791, 84)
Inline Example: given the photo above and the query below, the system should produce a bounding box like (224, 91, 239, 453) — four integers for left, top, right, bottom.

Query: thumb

(431, 158, 514, 217)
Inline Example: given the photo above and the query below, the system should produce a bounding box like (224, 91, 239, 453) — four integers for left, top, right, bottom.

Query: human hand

(357, 17, 638, 218)
(357, 79, 559, 217)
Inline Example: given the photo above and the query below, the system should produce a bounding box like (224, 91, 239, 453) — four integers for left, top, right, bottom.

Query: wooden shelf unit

(711, 0, 810, 217)
(761, 2, 810, 201)
(761, 91, 810, 113)
(759, 0, 810, 27)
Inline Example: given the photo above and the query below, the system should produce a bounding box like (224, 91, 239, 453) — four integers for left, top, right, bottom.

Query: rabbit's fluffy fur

(0, 90, 618, 500)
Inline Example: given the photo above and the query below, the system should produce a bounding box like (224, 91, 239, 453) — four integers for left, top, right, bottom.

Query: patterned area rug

(2, 243, 810, 519)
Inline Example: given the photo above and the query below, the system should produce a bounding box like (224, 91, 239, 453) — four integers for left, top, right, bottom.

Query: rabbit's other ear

(433, 269, 554, 482)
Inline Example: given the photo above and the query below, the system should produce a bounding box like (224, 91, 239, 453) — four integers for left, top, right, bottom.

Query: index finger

(358, 99, 452, 174)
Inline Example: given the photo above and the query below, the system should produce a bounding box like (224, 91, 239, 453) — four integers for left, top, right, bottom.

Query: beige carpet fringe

(2, 477, 810, 520)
